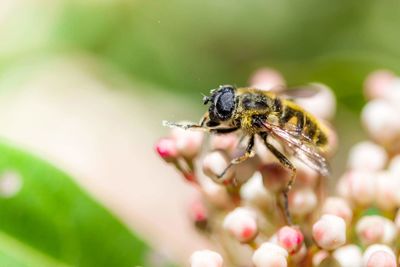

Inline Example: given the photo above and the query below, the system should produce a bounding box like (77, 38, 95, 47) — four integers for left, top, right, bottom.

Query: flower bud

(277, 226, 304, 254)
(291, 244, 307, 263)
(252, 242, 288, 267)
(260, 163, 290, 193)
(356, 215, 397, 246)
(321, 197, 353, 225)
(332, 245, 362, 267)
(240, 172, 273, 211)
(249, 68, 285, 92)
(200, 178, 231, 209)
(375, 171, 400, 210)
(341, 170, 375, 206)
(289, 187, 317, 216)
(312, 250, 329, 266)
(364, 70, 396, 100)
(190, 250, 223, 267)
(347, 141, 387, 172)
(223, 207, 258, 243)
(312, 214, 346, 250)
(155, 138, 179, 161)
(363, 244, 396, 267)
(171, 126, 204, 159)
(294, 83, 336, 120)
(188, 197, 208, 231)
(210, 133, 238, 154)
(361, 99, 400, 145)
(202, 151, 234, 183)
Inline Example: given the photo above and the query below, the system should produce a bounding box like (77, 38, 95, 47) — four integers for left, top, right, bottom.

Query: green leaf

(0, 141, 155, 267)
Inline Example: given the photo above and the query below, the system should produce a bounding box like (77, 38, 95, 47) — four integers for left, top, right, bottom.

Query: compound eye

(215, 88, 235, 120)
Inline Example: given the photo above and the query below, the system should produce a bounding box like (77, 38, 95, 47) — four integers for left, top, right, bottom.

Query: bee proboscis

(163, 85, 330, 224)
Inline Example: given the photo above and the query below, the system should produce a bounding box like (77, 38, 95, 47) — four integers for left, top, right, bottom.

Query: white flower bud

(312, 250, 329, 267)
(356, 216, 397, 246)
(200, 178, 231, 209)
(364, 70, 396, 100)
(321, 197, 353, 225)
(341, 170, 376, 206)
(332, 245, 362, 267)
(363, 244, 396, 267)
(289, 187, 317, 216)
(312, 214, 346, 250)
(361, 99, 400, 145)
(294, 83, 336, 120)
(347, 141, 387, 172)
(202, 151, 234, 183)
(249, 68, 285, 92)
(252, 242, 288, 267)
(190, 250, 223, 267)
(240, 172, 273, 211)
(375, 171, 400, 210)
(223, 207, 258, 243)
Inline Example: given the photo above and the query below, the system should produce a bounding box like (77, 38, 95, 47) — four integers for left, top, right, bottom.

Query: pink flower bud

(171, 126, 204, 159)
(289, 188, 317, 216)
(321, 197, 353, 225)
(293, 83, 336, 120)
(341, 170, 376, 206)
(375, 171, 400, 210)
(332, 245, 362, 267)
(202, 151, 234, 183)
(223, 207, 258, 243)
(260, 163, 290, 193)
(347, 141, 387, 172)
(312, 214, 346, 250)
(363, 244, 396, 267)
(277, 226, 304, 254)
(188, 197, 208, 230)
(249, 68, 285, 92)
(361, 99, 400, 145)
(155, 138, 179, 161)
(210, 133, 238, 154)
(190, 250, 223, 267)
(364, 70, 396, 100)
(240, 172, 273, 211)
(252, 242, 288, 267)
(356, 216, 397, 246)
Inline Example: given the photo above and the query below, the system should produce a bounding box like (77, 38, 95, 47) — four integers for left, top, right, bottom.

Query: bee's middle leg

(217, 135, 255, 179)
(260, 132, 296, 225)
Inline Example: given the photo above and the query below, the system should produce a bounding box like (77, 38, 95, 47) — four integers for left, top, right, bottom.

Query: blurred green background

(0, 0, 399, 266)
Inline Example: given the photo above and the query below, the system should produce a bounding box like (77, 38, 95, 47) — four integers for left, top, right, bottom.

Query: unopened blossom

(276, 226, 304, 254)
(249, 68, 285, 92)
(210, 133, 238, 154)
(341, 170, 375, 206)
(312, 250, 329, 267)
(223, 207, 258, 243)
(375, 171, 400, 210)
(200, 178, 232, 209)
(190, 250, 223, 267)
(188, 197, 208, 230)
(202, 151, 234, 183)
(294, 83, 336, 120)
(240, 172, 273, 211)
(364, 70, 396, 100)
(252, 242, 288, 267)
(363, 244, 396, 267)
(332, 245, 362, 267)
(289, 187, 317, 216)
(312, 214, 346, 250)
(171, 126, 204, 159)
(361, 99, 400, 145)
(356, 215, 397, 246)
(321, 197, 353, 225)
(347, 141, 387, 172)
(155, 138, 179, 162)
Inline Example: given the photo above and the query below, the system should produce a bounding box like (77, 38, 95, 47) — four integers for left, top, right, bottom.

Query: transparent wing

(260, 120, 330, 177)
(277, 83, 324, 102)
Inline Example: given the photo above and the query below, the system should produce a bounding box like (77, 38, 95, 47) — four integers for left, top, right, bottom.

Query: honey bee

(164, 85, 330, 223)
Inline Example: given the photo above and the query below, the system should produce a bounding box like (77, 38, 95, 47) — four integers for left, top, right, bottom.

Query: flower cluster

(156, 68, 400, 267)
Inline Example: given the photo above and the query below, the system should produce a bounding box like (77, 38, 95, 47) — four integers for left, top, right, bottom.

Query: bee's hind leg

(217, 135, 255, 179)
(260, 132, 296, 225)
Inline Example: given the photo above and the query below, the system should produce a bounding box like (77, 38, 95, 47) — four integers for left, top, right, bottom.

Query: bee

(164, 84, 330, 224)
